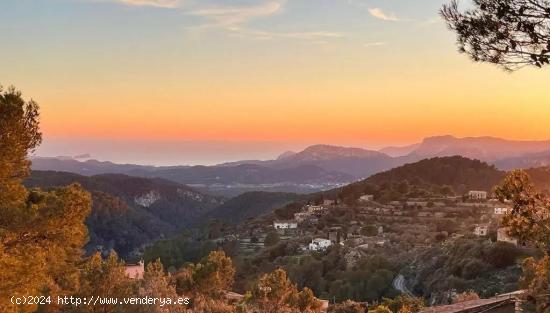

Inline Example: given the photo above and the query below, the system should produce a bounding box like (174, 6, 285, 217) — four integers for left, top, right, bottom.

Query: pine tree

(0, 86, 91, 312)
(135, 260, 186, 313)
(246, 268, 323, 313)
(66, 252, 134, 313)
(175, 251, 236, 312)
(495, 170, 550, 310)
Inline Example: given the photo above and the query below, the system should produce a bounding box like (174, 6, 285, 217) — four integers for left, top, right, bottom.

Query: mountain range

(31, 135, 550, 195)
(406, 135, 550, 163)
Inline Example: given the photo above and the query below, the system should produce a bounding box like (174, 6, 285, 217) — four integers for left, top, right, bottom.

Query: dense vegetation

(86, 191, 174, 258)
(409, 238, 525, 303)
(24, 171, 306, 259)
(1, 87, 91, 312)
(203, 191, 303, 225)
(442, 0, 550, 70)
(24, 170, 222, 258)
(274, 156, 506, 219)
(523, 166, 550, 194)
(366, 157, 503, 193)
(143, 231, 218, 271)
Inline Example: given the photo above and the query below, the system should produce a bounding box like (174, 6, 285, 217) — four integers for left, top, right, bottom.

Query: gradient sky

(2, 0, 550, 164)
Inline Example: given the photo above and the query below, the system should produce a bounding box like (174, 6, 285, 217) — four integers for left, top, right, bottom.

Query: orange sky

(2, 0, 550, 163)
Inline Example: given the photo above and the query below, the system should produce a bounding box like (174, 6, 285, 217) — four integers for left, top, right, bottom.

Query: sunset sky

(2, 0, 550, 164)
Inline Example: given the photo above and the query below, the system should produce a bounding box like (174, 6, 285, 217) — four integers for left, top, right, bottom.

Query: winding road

(393, 274, 414, 296)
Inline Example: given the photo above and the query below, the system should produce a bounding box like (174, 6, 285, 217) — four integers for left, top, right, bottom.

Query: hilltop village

(236, 190, 517, 257)
(183, 186, 531, 307)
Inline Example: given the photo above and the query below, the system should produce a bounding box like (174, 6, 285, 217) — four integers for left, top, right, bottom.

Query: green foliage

(246, 268, 323, 313)
(381, 295, 424, 313)
(495, 170, 550, 310)
(275, 201, 306, 220)
(176, 250, 235, 298)
(520, 256, 550, 312)
(360, 225, 378, 237)
(367, 156, 501, 196)
(485, 242, 521, 269)
(143, 232, 217, 271)
(328, 300, 366, 313)
(87, 191, 173, 258)
(495, 170, 550, 252)
(69, 252, 133, 313)
(0, 88, 91, 312)
(0, 87, 41, 211)
(281, 248, 397, 303)
(175, 251, 237, 312)
(524, 167, 550, 195)
(25, 170, 222, 259)
(337, 156, 503, 202)
(411, 238, 523, 301)
(206, 191, 302, 225)
(134, 260, 186, 313)
(264, 231, 281, 246)
(367, 305, 392, 313)
(441, 0, 550, 70)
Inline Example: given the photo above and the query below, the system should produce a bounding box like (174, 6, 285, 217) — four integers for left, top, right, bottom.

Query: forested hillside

(334, 156, 505, 203)
(524, 167, 550, 194)
(25, 171, 223, 258)
(367, 156, 504, 193)
(204, 191, 303, 225)
(409, 238, 523, 303)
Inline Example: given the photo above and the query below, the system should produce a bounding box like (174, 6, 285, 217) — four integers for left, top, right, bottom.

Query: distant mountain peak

(379, 143, 420, 157)
(421, 135, 457, 142)
(410, 135, 550, 162)
(277, 151, 296, 160)
(293, 144, 384, 160)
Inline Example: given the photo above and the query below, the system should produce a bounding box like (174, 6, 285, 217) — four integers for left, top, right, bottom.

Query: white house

(359, 195, 374, 202)
(494, 207, 510, 215)
(468, 190, 488, 200)
(323, 199, 336, 206)
(474, 224, 488, 236)
(273, 220, 298, 229)
(309, 238, 332, 251)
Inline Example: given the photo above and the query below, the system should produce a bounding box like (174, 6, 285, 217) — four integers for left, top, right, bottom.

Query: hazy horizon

(35, 137, 407, 166)
(33, 134, 550, 166)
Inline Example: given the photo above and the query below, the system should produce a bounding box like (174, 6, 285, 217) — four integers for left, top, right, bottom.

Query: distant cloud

(368, 8, 399, 21)
(190, 1, 285, 28)
(187, 0, 345, 42)
(364, 41, 387, 47)
(229, 28, 345, 41)
(101, 0, 344, 43)
(116, 0, 180, 8)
